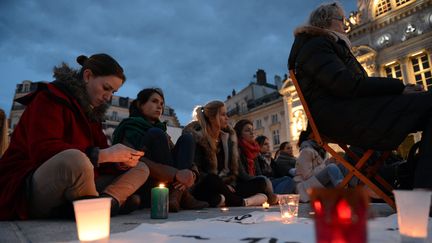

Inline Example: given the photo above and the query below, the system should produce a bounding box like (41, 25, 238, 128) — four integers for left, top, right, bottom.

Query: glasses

(333, 16, 349, 25)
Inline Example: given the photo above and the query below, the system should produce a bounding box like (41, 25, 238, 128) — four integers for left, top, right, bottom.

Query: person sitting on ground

(112, 88, 208, 212)
(234, 120, 278, 204)
(0, 54, 149, 220)
(294, 130, 344, 202)
(255, 135, 296, 194)
(288, 1, 432, 191)
(183, 101, 270, 207)
(273, 141, 297, 177)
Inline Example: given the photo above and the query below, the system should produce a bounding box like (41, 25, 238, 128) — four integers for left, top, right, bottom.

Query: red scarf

(239, 139, 261, 176)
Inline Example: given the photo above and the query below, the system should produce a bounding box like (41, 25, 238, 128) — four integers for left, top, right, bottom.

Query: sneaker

(244, 193, 268, 207)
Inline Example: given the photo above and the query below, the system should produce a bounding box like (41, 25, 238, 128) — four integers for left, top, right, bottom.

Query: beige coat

(293, 147, 325, 202)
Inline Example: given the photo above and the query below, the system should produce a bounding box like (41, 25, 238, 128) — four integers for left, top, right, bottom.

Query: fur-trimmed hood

(288, 25, 351, 71)
(183, 121, 239, 178)
(294, 25, 337, 40)
(51, 63, 108, 122)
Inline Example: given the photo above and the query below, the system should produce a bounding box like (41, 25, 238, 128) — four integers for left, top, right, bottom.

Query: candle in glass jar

(151, 183, 169, 219)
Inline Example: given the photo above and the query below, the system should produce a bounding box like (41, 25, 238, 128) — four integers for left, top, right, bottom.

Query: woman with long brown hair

(184, 101, 269, 207)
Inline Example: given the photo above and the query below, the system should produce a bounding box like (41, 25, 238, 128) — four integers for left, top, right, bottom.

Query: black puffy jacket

(288, 26, 431, 150)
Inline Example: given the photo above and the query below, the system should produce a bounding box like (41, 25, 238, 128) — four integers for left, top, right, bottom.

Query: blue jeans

(315, 163, 344, 187)
(271, 176, 295, 194)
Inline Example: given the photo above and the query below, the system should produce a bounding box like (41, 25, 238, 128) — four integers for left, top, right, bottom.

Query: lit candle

(73, 198, 111, 242)
(151, 183, 169, 219)
(220, 207, 229, 212)
(262, 202, 270, 209)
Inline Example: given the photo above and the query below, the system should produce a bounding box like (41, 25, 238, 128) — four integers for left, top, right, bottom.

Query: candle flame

(337, 199, 352, 220)
(313, 200, 322, 214)
(158, 183, 165, 188)
(262, 202, 270, 209)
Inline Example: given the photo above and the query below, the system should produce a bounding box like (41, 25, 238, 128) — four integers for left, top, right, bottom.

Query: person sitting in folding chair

(288, 2, 432, 191)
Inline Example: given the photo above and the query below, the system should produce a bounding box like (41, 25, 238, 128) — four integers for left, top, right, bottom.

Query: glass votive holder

(278, 194, 299, 224)
(393, 190, 432, 243)
(309, 187, 369, 243)
(73, 198, 111, 242)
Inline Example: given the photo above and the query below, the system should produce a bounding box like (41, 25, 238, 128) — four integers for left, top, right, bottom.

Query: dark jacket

(256, 154, 275, 178)
(183, 121, 244, 185)
(0, 66, 110, 220)
(112, 116, 180, 183)
(273, 151, 296, 177)
(288, 25, 429, 150)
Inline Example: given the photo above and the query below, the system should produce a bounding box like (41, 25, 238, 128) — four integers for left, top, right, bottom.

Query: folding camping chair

(289, 70, 396, 210)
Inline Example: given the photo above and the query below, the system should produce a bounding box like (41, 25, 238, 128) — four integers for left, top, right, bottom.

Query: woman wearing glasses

(288, 2, 432, 191)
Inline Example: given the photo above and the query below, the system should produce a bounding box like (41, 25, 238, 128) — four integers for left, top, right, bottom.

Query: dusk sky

(0, 0, 357, 125)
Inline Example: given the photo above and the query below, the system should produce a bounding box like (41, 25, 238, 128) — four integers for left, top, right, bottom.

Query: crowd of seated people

(2, 2, 429, 221)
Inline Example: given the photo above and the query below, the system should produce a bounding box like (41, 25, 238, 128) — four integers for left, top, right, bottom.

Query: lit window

(411, 53, 432, 91)
(384, 62, 403, 82)
(272, 130, 280, 145)
(375, 0, 413, 17)
(395, 0, 411, 7)
(375, 0, 392, 17)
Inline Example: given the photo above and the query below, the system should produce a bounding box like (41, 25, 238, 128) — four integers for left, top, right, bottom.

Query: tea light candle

(151, 183, 169, 219)
(262, 202, 270, 209)
(73, 198, 111, 242)
(220, 207, 229, 212)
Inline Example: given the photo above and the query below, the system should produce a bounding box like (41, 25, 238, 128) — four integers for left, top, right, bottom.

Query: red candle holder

(309, 187, 369, 243)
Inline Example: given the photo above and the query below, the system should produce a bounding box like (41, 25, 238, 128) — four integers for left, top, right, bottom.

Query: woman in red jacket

(0, 54, 149, 220)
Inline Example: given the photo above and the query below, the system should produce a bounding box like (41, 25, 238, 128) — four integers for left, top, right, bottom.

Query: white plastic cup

(278, 194, 299, 224)
(393, 190, 432, 242)
(73, 198, 111, 242)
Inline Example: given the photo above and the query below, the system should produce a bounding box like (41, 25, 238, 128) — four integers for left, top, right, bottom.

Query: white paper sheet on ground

(100, 212, 431, 243)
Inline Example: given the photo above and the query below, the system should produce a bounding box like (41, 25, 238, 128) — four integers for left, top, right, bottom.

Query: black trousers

(136, 128, 196, 206)
(414, 114, 432, 188)
(192, 174, 268, 207)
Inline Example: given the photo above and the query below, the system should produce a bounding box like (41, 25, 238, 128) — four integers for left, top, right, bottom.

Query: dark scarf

(51, 63, 108, 122)
(112, 115, 166, 145)
(238, 139, 260, 176)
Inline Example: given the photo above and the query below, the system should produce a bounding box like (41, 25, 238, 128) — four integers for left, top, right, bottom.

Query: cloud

(0, 0, 356, 125)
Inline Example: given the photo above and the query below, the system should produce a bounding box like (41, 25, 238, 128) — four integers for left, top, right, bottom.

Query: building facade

(225, 69, 299, 154)
(347, 0, 432, 89)
(9, 81, 181, 142)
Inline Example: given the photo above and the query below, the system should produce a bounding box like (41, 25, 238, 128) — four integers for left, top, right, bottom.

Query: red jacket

(0, 83, 109, 220)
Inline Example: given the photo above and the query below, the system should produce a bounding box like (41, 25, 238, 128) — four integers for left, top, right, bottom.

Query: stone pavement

(0, 203, 394, 243)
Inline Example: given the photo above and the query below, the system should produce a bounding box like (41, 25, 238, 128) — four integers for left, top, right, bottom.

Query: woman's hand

(172, 181, 187, 191)
(99, 143, 144, 167)
(174, 169, 195, 188)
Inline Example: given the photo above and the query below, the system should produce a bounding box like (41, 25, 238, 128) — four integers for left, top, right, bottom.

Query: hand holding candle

(151, 183, 169, 219)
